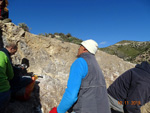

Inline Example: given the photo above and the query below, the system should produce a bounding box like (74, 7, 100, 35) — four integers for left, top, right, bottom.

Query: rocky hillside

(100, 40, 150, 63)
(0, 21, 150, 113)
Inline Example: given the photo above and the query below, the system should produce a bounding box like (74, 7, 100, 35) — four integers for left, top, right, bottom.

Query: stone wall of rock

(0, 21, 149, 113)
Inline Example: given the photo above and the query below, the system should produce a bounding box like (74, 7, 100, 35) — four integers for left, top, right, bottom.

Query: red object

(49, 107, 57, 113)
(16, 76, 37, 101)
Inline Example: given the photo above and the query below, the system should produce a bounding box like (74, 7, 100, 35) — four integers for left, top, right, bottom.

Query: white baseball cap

(81, 39, 98, 54)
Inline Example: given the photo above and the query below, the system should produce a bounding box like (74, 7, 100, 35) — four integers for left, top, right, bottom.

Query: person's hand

(19, 64, 27, 70)
(49, 107, 57, 113)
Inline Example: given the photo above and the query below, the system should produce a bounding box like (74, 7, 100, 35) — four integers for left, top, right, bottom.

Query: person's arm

(0, 52, 14, 80)
(108, 69, 132, 101)
(124, 91, 141, 113)
(5, 54, 14, 80)
(123, 81, 149, 113)
(123, 71, 145, 113)
(57, 58, 88, 113)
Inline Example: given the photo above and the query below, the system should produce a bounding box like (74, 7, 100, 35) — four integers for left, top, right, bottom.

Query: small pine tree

(38, 33, 45, 36)
(54, 33, 59, 35)
(66, 33, 72, 37)
(18, 23, 30, 32)
(45, 33, 49, 37)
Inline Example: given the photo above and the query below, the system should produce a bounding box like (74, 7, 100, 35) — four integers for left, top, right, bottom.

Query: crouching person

(107, 61, 150, 113)
(49, 39, 111, 113)
(0, 43, 32, 100)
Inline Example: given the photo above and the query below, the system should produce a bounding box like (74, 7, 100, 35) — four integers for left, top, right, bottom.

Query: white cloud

(99, 41, 107, 45)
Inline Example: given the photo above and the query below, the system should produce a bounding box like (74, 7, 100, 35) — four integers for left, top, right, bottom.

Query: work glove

(49, 107, 57, 113)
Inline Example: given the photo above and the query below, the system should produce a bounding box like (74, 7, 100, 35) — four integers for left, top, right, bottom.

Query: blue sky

(8, 0, 150, 48)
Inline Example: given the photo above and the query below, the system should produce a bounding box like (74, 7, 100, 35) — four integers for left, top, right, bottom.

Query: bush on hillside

(66, 33, 72, 37)
(18, 23, 30, 32)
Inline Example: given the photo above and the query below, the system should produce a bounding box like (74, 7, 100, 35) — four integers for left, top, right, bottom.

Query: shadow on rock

(6, 81, 42, 113)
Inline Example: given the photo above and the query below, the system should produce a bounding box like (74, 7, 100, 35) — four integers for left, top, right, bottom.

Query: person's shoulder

(0, 51, 8, 59)
(0, 51, 6, 56)
(75, 57, 87, 64)
(72, 58, 88, 68)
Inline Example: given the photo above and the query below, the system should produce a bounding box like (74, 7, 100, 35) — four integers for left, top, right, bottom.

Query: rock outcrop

(0, 21, 149, 113)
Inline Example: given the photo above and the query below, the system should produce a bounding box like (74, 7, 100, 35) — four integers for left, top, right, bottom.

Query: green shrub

(66, 33, 72, 37)
(18, 23, 30, 32)
(38, 32, 82, 45)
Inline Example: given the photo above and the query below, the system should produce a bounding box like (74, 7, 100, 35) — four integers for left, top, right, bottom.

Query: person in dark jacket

(107, 61, 150, 113)
(49, 39, 111, 113)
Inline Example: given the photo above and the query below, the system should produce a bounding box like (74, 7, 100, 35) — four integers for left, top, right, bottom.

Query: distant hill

(99, 40, 150, 63)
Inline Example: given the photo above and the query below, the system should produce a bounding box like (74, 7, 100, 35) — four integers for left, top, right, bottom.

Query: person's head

(77, 39, 98, 57)
(5, 43, 18, 55)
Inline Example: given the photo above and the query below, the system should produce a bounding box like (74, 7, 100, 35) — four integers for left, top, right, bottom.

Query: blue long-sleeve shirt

(57, 58, 88, 113)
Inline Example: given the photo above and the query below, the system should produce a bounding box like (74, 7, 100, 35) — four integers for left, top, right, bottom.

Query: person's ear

(83, 48, 87, 51)
(10, 47, 13, 51)
(10, 47, 12, 50)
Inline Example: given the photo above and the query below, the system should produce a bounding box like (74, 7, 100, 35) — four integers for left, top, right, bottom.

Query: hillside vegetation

(99, 40, 150, 63)
(39, 32, 82, 45)
(18, 23, 82, 45)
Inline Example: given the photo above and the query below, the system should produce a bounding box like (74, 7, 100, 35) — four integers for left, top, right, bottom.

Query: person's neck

(82, 49, 89, 53)
(5, 48, 11, 55)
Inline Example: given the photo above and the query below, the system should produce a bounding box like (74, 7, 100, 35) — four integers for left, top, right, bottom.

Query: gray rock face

(0, 21, 149, 113)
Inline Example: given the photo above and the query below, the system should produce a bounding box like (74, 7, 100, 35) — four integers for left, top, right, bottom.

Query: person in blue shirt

(50, 39, 111, 113)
